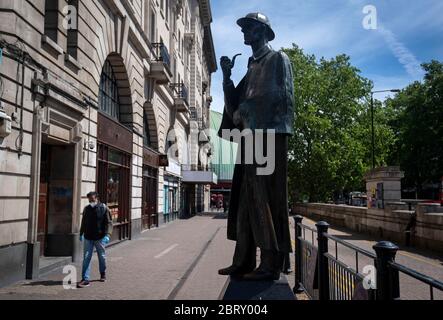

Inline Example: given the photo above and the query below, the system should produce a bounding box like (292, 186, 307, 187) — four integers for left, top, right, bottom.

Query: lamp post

(370, 89, 401, 169)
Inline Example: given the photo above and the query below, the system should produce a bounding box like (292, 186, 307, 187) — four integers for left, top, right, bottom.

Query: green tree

(386, 60, 443, 198)
(284, 45, 396, 202)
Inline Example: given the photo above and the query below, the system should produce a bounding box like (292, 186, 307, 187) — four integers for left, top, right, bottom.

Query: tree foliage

(284, 45, 396, 202)
(386, 61, 443, 198)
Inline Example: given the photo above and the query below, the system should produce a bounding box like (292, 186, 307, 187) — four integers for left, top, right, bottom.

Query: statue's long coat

(218, 46, 294, 253)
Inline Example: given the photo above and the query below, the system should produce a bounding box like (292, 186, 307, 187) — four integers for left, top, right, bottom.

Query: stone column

(364, 166, 405, 209)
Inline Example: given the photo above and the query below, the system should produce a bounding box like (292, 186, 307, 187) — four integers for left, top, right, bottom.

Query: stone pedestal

(220, 275, 296, 300)
(365, 166, 405, 209)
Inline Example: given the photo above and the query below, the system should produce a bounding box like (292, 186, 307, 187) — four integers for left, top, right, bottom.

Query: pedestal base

(220, 275, 296, 300)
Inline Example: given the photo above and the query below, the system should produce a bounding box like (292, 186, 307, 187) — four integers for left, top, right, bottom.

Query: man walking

(78, 192, 113, 288)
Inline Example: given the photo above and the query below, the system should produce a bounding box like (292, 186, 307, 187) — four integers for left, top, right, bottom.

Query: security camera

(84, 140, 95, 151)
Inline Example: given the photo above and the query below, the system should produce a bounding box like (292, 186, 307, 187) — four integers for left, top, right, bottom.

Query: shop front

(97, 113, 132, 242)
(163, 175, 180, 223)
(142, 148, 161, 230)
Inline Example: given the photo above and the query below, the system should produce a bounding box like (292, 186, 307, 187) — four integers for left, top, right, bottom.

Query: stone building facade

(0, 0, 216, 287)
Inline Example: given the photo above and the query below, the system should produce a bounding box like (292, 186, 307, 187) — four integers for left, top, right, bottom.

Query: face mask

(90, 202, 98, 208)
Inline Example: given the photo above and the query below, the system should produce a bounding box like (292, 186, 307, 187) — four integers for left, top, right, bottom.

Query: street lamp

(370, 89, 401, 169)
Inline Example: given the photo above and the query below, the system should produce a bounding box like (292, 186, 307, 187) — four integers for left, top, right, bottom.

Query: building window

(165, 0, 170, 23)
(143, 115, 152, 147)
(142, 166, 158, 230)
(150, 10, 156, 41)
(99, 60, 120, 121)
(143, 2, 149, 34)
(44, 0, 59, 43)
(97, 144, 131, 241)
(163, 181, 179, 222)
(178, 30, 181, 55)
(67, 0, 79, 59)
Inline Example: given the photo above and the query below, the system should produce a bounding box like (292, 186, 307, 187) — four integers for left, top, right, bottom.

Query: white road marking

(155, 244, 179, 259)
(136, 238, 162, 241)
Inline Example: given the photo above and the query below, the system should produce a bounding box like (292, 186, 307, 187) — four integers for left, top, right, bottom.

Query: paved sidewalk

(0, 216, 235, 300)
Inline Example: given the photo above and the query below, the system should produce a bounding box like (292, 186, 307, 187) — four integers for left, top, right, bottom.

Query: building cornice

(203, 26, 217, 73)
(198, 0, 213, 26)
(198, 0, 217, 73)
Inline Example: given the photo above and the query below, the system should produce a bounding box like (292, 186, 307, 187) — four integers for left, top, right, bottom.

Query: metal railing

(189, 108, 208, 130)
(389, 261, 443, 300)
(293, 215, 443, 300)
(295, 222, 319, 299)
(170, 83, 189, 105)
(152, 42, 171, 70)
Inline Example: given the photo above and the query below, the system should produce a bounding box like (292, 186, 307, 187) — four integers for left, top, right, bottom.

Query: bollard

(373, 241, 400, 300)
(293, 215, 304, 294)
(316, 221, 330, 301)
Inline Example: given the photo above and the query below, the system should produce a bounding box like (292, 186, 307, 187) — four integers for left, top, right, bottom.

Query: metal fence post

(373, 241, 400, 300)
(293, 215, 304, 294)
(316, 221, 330, 301)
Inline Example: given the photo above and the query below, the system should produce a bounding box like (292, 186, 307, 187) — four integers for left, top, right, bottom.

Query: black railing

(293, 215, 443, 300)
(294, 221, 319, 299)
(170, 83, 189, 105)
(152, 42, 171, 70)
(189, 108, 207, 130)
(190, 107, 198, 120)
(389, 261, 443, 300)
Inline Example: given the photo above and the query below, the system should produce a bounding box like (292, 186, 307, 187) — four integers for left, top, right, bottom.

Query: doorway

(142, 166, 158, 230)
(37, 142, 75, 257)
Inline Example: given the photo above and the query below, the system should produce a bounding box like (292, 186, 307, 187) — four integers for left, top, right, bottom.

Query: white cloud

(377, 26, 424, 78)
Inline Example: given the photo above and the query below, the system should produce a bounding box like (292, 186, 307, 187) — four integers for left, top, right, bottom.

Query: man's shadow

(22, 280, 63, 287)
(22, 279, 102, 287)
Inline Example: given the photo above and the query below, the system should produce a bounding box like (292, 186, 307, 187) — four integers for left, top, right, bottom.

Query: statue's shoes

(242, 270, 281, 281)
(218, 265, 254, 276)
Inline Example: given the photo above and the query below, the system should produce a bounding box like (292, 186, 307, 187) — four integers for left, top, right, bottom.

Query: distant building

(209, 110, 237, 211)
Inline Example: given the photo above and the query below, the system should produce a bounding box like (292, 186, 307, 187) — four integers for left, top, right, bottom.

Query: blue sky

(209, 0, 443, 113)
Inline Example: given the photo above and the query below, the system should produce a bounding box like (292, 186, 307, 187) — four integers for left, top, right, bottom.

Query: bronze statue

(218, 13, 294, 281)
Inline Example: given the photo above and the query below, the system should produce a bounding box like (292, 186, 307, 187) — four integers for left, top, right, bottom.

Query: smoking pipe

(230, 53, 242, 68)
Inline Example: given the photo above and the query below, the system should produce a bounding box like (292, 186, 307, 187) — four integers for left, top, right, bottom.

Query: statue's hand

(220, 56, 232, 81)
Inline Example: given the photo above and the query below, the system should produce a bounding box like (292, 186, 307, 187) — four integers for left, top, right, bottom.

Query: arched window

(99, 60, 120, 120)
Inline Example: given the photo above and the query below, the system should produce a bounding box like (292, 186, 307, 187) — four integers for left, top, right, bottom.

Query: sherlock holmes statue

(218, 13, 294, 281)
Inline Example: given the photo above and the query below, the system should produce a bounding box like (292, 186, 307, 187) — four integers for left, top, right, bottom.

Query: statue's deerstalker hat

(237, 12, 276, 41)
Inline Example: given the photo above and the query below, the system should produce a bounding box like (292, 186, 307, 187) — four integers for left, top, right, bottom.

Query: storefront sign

(159, 154, 169, 167)
(97, 113, 132, 154)
(143, 147, 160, 168)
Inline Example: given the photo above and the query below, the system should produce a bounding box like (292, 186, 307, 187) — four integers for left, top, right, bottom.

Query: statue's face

(241, 21, 267, 45)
